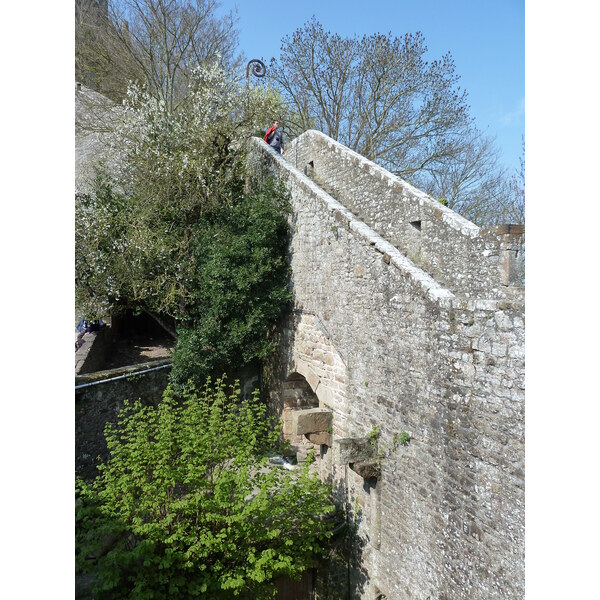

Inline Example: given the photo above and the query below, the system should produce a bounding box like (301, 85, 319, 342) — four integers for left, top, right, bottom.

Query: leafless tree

(75, 0, 241, 111)
(506, 137, 525, 225)
(416, 127, 519, 226)
(268, 18, 471, 181)
(268, 18, 525, 226)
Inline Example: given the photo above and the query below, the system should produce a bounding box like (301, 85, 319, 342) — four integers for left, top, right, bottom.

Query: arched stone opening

(281, 372, 320, 461)
(283, 371, 319, 410)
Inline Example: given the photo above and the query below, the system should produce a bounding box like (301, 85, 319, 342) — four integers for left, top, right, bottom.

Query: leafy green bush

(77, 377, 334, 599)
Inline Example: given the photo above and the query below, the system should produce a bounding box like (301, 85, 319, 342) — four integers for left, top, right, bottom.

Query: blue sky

(217, 0, 524, 174)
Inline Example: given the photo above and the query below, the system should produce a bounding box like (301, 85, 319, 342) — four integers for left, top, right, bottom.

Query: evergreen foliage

(170, 179, 292, 389)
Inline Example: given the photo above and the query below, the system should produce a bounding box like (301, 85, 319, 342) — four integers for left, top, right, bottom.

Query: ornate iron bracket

(245, 59, 266, 119)
(246, 59, 266, 84)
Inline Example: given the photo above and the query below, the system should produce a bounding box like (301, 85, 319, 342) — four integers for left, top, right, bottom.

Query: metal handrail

(75, 362, 172, 390)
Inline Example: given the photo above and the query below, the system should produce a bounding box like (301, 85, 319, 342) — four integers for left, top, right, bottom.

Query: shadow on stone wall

(316, 477, 369, 600)
(75, 360, 172, 480)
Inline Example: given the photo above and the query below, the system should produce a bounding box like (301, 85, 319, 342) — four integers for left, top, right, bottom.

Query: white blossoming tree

(76, 61, 292, 388)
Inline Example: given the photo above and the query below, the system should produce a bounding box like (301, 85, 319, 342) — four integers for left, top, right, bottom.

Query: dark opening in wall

(363, 476, 378, 493)
(113, 310, 171, 337)
(98, 310, 176, 371)
(410, 220, 422, 231)
(283, 372, 319, 410)
(305, 160, 314, 177)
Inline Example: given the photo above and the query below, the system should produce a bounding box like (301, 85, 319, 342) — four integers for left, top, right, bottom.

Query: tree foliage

(268, 17, 523, 226)
(417, 127, 506, 225)
(75, 62, 292, 388)
(168, 186, 292, 387)
(418, 129, 524, 227)
(76, 378, 335, 598)
(506, 136, 525, 226)
(268, 18, 470, 180)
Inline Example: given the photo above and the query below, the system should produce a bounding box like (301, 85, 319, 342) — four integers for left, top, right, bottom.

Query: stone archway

(289, 313, 348, 424)
(265, 312, 349, 471)
(281, 371, 320, 461)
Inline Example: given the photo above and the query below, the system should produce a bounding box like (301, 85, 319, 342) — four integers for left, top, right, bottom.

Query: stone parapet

(286, 130, 524, 298)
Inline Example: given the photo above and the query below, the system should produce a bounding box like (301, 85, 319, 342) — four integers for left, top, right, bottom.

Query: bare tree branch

(76, 0, 241, 110)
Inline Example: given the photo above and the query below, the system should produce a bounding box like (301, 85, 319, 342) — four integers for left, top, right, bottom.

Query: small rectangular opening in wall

(305, 160, 314, 177)
(410, 220, 422, 231)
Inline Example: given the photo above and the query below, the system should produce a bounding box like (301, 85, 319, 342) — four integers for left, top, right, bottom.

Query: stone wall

(250, 135, 525, 599)
(75, 360, 172, 480)
(287, 130, 524, 297)
(75, 326, 113, 375)
(75, 360, 261, 481)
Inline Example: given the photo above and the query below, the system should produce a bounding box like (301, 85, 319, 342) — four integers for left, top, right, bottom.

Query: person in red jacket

(264, 120, 285, 155)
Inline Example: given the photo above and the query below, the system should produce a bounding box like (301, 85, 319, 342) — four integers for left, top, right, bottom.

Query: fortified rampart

(249, 132, 525, 599)
(287, 130, 524, 296)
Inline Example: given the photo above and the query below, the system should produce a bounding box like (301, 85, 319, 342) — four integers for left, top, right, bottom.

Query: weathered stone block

(291, 407, 333, 435)
(306, 431, 332, 446)
(282, 416, 293, 435)
(349, 460, 380, 480)
(333, 437, 376, 465)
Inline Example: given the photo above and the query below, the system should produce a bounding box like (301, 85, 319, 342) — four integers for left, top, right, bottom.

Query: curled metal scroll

(246, 59, 266, 83)
(245, 59, 266, 122)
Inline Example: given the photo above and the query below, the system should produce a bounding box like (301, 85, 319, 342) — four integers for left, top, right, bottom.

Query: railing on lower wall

(75, 359, 173, 390)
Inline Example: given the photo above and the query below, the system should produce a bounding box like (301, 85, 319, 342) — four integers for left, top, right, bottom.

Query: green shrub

(169, 178, 292, 391)
(76, 377, 334, 598)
